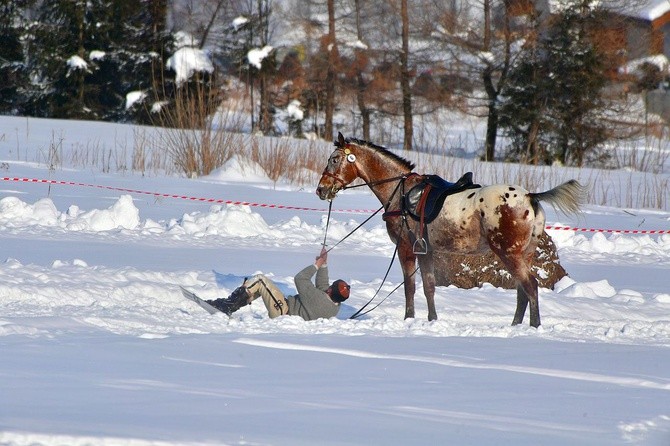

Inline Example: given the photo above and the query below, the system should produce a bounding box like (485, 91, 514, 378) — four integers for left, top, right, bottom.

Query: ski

(180, 286, 220, 315)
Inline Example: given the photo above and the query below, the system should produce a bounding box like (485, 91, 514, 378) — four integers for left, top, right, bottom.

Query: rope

(545, 226, 670, 235)
(0, 176, 375, 214)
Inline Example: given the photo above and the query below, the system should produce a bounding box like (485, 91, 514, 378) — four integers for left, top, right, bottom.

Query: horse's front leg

(398, 243, 417, 319)
(417, 253, 437, 321)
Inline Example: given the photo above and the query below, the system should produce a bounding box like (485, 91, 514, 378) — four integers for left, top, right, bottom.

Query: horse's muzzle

(316, 184, 338, 200)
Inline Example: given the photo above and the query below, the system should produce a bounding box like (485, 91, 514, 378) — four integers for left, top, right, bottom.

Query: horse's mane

(336, 136, 416, 171)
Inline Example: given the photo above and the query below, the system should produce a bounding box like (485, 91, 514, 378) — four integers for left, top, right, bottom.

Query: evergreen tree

(500, 0, 609, 166)
(24, 0, 97, 119)
(542, 0, 607, 166)
(0, 0, 33, 115)
(499, 11, 550, 164)
(226, 1, 276, 134)
(21, 0, 172, 122)
(117, 0, 174, 123)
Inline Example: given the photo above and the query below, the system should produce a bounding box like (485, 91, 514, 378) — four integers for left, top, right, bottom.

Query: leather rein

(320, 156, 420, 318)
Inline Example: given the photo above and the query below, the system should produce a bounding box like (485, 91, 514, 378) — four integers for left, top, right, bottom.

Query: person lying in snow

(207, 247, 350, 320)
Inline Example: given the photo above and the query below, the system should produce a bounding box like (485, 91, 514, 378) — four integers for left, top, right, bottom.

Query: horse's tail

(529, 180, 586, 216)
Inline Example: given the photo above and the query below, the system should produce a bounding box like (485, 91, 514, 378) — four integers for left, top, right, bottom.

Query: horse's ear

(337, 132, 345, 147)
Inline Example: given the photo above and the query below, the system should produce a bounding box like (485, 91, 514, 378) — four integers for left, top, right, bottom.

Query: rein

(322, 200, 333, 246)
(324, 204, 384, 254)
(341, 174, 410, 191)
(350, 263, 420, 319)
(323, 174, 406, 254)
(321, 173, 413, 318)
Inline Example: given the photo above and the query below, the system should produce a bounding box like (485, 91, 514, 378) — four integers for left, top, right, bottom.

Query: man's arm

(314, 247, 329, 291)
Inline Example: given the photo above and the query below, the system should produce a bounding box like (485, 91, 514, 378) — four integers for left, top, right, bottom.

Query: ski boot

(208, 286, 251, 316)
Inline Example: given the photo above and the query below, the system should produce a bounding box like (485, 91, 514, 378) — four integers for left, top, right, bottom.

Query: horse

(316, 133, 585, 327)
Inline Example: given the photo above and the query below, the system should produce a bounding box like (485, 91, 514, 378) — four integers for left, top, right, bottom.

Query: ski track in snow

(234, 338, 670, 391)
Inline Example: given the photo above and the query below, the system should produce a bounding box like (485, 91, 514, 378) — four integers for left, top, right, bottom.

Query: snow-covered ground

(0, 116, 669, 445)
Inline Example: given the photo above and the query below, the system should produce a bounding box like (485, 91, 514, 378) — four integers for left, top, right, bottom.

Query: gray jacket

(286, 264, 340, 321)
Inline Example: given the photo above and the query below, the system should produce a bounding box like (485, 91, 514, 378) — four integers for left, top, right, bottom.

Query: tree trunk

(400, 0, 413, 151)
(484, 96, 498, 161)
(324, 0, 336, 140)
(256, 0, 272, 134)
(259, 74, 272, 134)
(354, 0, 370, 140)
(481, 0, 495, 161)
(527, 118, 541, 164)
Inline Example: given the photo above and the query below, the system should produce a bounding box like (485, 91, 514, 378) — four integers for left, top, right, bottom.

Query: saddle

(402, 172, 481, 254)
(404, 172, 481, 224)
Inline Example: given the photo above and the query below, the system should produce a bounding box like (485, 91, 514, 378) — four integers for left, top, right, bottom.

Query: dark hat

(331, 279, 350, 303)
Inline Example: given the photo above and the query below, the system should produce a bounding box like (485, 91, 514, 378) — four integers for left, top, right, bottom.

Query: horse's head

(316, 133, 360, 200)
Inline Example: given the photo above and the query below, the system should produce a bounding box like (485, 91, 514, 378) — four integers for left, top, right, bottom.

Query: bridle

(319, 170, 349, 191)
(319, 147, 356, 194)
(320, 146, 410, 195)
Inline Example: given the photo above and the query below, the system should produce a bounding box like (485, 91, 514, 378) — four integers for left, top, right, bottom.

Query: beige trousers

(243, 274, 289, 318)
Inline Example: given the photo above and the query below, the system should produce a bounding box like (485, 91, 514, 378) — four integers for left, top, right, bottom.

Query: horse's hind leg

(517, 275, 540, 327)
(494, 251, 541, 327)
(512, 284, 529, 325)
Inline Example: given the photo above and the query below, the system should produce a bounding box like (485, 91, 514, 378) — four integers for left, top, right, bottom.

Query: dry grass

(403, 150, 669, 211)
(248, 137, 325, 186)
(39, 121, 669, 211)
(150, 82, 248, 177)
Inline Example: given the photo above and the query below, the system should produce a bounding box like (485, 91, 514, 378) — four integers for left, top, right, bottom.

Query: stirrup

(413, 238, 428, 255)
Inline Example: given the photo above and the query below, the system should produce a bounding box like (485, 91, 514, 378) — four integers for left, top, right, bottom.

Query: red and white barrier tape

(544, 226, 669, 235)
(0, 176, 374, 213)
(2, 176, 668, 234)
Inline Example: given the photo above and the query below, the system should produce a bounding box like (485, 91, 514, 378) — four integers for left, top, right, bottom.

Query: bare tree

(399, 0, 413, 150)
(351, 0, 371, 139)
(422, 0, 518, 160)
(323, 0, 338, 140)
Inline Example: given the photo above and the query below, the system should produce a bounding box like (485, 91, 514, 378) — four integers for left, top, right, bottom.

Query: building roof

(608, 0, 670, 22)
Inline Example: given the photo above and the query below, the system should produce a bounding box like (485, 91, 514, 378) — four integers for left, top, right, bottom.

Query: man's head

(329, 279, 350, 303)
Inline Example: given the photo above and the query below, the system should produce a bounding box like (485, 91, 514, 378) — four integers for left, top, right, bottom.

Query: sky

(0, 115, 668, 446)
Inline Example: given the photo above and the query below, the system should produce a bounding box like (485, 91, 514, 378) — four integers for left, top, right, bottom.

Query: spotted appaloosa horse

(316, 133, 585, 327)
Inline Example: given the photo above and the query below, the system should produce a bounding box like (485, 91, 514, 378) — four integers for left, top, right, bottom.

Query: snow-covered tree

(0, 0, 32, 115)
(105, 0, 174, 123)
(21, 0, 108, 119)
(498, 9, 549, 164)
(18, 0, 172, 122)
